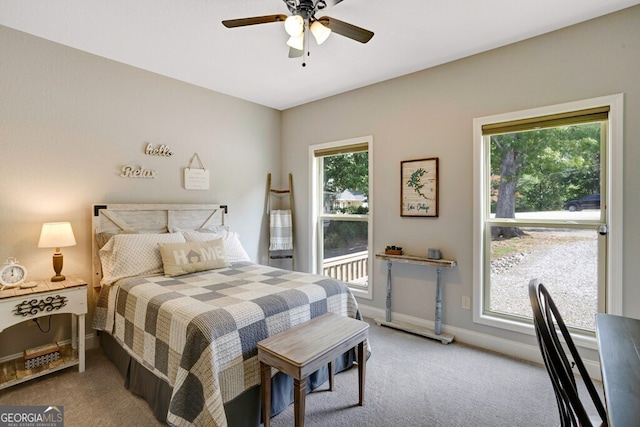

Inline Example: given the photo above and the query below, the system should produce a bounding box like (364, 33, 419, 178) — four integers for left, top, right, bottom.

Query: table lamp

(38, 222, 76, 282)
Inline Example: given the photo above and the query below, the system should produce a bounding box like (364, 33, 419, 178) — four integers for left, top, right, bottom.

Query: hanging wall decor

(184, 153, 210, 190)
(401, 157, 439, 217)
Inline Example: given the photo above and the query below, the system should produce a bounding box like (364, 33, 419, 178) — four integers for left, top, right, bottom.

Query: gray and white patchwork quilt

(93, 262, 363, 427)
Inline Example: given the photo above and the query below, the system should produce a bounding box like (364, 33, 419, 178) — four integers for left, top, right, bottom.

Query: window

(310, 136, 373, 299)
(473, 95, 623, 340)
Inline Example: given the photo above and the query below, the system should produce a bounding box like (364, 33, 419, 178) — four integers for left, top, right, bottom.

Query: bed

(90, 204, 366, 427)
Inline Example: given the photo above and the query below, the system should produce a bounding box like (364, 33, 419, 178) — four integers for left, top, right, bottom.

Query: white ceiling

(1, 0, 638, 110)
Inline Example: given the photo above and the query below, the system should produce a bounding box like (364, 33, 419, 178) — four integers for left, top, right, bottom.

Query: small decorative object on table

(0, 257, 27, 290)
(428, 248, 441, 260)
(385, 245, 403, 255)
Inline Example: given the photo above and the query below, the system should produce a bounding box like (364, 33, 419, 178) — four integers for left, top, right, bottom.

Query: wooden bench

(258, 312, 369, 427)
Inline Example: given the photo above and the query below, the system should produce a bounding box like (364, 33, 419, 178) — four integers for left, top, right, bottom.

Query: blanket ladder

(267, 173, 294, 270)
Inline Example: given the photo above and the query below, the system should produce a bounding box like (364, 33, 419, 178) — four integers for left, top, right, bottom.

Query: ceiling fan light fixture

(286, 33, 305, 51)
(284, 14, 304, 36)
(310, 20, 331, 45)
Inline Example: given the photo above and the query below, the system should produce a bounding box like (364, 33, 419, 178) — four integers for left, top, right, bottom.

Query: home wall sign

(120, 165, 156, 178)
(145, 143, 173, 157)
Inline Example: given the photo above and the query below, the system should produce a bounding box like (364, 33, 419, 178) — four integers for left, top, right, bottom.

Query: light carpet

(0, 318, 603, 426)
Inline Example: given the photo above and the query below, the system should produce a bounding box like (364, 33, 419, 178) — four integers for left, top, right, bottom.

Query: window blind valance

(481, 106, 609, 136)
(313, 142, 368, 157)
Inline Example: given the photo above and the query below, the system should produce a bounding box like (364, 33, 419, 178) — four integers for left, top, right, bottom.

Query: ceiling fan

(222, 0, 374, 61)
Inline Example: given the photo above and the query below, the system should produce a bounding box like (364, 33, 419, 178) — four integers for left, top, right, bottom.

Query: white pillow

(181, 230, 251, 263)
(168, 225, 228, 234)
(99, 233, 186, 284)
(95, 230, 138, 249)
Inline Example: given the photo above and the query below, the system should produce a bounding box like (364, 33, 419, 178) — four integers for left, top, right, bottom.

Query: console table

(0, 276, 87, 389)
(375, 253, 457, 344)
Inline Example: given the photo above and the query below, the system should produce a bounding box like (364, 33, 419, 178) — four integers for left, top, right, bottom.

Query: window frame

(309, 135, 374, 299)
(472, 95, 624, 345)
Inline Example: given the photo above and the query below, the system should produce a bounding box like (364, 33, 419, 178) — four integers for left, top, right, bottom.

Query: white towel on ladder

(269, 210, 293, 251)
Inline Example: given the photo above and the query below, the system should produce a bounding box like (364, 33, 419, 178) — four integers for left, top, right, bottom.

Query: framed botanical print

(401, 157, 439, 217)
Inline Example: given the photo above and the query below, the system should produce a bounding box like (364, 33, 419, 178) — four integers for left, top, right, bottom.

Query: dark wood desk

(595, 313, 640, 427)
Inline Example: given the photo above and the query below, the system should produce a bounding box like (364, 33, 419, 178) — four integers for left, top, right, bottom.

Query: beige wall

(0, 26, 281, 356)
(281, 6, 640, 352)
(1, 5, 638, 363)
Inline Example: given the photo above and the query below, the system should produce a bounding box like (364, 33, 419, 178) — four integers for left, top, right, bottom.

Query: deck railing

(323, 251, 369, 284)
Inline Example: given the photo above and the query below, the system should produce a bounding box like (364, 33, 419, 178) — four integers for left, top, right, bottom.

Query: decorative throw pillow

(99, 233, 186, 285)
(181, 230, 251, 263)
(158, 239, 230, 277)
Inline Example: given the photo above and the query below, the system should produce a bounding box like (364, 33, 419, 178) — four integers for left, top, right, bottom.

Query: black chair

(528, 279, 608, 427)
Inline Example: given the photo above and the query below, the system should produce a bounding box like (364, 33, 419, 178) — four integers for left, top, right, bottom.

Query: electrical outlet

(461, 295, 471, 310)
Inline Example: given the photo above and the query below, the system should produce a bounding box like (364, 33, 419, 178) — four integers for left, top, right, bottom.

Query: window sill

(473, 311, 598, 350)
(349, 285, 372, 300)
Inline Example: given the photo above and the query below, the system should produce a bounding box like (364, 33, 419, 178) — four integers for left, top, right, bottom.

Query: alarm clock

(0, 257, 28, 289)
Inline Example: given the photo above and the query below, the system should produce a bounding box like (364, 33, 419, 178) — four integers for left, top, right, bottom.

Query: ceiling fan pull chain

(302, 20, 309, 67)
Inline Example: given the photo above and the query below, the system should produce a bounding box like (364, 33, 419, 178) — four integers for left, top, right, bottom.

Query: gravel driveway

(490, 228, 598, 330)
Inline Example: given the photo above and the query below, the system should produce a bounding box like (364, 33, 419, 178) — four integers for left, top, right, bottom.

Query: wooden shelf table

(375, 253, 457, 344)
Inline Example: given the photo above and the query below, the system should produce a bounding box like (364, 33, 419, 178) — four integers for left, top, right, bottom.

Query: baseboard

(85, 331, 99, 350)
(358, 304, 602, 381)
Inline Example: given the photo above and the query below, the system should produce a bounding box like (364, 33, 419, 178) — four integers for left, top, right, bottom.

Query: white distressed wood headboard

(91, 203, 227, 288)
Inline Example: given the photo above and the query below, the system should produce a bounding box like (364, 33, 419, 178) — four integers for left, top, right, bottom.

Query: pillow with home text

(181, 230, 251, 263)
(158, 239, 230, 277)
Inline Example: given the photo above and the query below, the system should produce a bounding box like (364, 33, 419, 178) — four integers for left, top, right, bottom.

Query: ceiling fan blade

(324, 0, 345, 6)
(318, 16, 374, 43)
(289, 47, 304, 58)
(222, 14, 287, 28)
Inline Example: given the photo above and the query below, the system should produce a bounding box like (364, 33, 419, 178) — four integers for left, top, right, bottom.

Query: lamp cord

(33, 316, 52, 333)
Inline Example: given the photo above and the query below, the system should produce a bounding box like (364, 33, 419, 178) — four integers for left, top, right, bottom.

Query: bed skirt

(100, 332, 356, 426)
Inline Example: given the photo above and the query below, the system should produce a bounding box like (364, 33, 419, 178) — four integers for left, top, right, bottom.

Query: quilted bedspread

(92, 262, 363, 427)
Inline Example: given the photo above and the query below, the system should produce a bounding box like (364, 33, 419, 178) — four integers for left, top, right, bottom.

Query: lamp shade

(284, 14, 304, 37)
(38, 222, 76, 250)
(287, 33, 305, 51)
(310, 20, 331, 45)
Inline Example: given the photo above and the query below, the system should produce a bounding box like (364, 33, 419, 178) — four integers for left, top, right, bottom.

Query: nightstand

(0, 275, 87, 389)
